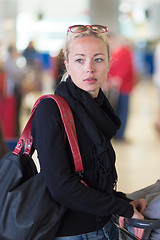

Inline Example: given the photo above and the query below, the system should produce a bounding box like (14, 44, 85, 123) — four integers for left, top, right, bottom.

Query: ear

(64, 60, 71, 75)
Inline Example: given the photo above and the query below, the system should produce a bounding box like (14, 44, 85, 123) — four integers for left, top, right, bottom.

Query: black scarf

(55, 76, 121, 192)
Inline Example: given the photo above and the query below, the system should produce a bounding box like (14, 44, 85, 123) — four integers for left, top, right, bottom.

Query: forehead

(69, 36, 108, 55)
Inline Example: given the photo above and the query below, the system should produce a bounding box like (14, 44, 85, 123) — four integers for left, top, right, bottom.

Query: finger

(140, 207, 145, 213)
(139, 228, 144, 239)
(138, 229, 144, 240)
(119, 216, 125, 228)
(134, 228, 141, 239)
(139, 203, 146, 213)
(134, 228, 144, 239)
(134, 228, 138, 238)
(139, 200, 147, 213)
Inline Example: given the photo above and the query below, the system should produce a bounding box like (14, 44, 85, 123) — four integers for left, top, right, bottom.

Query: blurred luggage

(0, 95, 17, 138)
(0, 66, 17, 138)
(0, 70, 6, 95)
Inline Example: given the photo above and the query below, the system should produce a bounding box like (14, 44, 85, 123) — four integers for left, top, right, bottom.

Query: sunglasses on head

(67, 25, 109, 35)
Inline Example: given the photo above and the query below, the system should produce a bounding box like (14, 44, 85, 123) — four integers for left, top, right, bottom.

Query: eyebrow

(73, 54, 85, 57)
(94, 53, 105, 57)
(73, 53, 105, 57)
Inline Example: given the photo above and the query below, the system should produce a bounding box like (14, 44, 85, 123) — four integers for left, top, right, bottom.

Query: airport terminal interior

(1, 0, 160, 195)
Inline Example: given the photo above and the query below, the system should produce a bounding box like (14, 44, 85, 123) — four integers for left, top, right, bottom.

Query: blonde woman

(31, 25, 146, 240)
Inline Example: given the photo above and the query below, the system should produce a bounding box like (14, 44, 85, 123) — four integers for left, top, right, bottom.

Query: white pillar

(89, 0, 120, 34)
(0, 0, 17, 46)
(148, 3, 160, 40)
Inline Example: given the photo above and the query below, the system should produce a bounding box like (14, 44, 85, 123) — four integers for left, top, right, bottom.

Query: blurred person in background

(153, 40, 160, 135)
(22, 40, 38, 68)
(4, 44, 27, 136)
(106, 34, 136, 142)
(22, 40, 43, 93)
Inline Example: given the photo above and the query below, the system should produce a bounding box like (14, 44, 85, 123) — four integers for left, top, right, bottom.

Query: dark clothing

(23, 47, 37, 66)
(115, 94, 129, 140)
(31, 76, 134, 237)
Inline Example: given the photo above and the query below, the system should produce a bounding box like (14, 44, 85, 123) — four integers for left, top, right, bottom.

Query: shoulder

(33, 97, 63, 125)
(36, 97, 60, 114)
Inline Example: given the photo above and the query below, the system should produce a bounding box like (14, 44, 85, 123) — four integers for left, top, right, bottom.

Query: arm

(31, 98, 134, 218)
(114, 191, 133, 202)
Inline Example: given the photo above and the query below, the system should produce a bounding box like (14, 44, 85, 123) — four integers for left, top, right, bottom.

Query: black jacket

(31, 77, 133, 236)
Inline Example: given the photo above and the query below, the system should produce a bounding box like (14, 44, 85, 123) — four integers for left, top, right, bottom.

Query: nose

(86, 61, 95, 73)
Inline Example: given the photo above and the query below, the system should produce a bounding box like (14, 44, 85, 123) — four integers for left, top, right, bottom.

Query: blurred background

(0, 0, 160, 194)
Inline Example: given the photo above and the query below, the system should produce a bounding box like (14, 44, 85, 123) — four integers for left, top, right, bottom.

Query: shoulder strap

(13, 94, 84, 173)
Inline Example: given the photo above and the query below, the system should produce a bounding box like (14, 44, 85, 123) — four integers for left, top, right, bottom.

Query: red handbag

(0, 94, 84, 240)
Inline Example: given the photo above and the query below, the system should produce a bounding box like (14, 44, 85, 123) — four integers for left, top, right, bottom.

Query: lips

(84, 77, 97, 83)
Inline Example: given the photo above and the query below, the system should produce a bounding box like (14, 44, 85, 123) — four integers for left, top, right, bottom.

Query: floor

(113, 79, 160, 194)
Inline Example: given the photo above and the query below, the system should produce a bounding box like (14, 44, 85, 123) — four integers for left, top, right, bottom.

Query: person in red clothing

(107, 35, 135, 141)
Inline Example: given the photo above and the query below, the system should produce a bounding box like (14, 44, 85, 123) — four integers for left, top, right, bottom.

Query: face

(65, 36, 109, 98)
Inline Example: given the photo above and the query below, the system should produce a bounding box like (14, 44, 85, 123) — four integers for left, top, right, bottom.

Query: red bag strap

(13, 94, 84, 173)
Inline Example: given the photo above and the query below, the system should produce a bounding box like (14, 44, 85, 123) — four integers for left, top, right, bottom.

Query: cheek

(100, 65, 109, 78)
(68, 63, 83, 77)
(69, 66, 77, 77)
(65, 59, 74, 74)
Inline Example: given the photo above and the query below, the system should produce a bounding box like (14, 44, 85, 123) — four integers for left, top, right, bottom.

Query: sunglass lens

(91, 25, 107, 33)
(70, 25, 86, 33)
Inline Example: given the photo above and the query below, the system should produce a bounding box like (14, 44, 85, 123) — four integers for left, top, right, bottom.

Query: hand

(130, 198, 147, 213)
(119, 199, 147, 240)
(130, 200, 146, 240)
(119, 211, 144, 239)
(131, 208, 145, 240)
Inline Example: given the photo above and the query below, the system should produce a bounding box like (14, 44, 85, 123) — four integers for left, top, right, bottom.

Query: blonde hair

(64, 27, 110, 63)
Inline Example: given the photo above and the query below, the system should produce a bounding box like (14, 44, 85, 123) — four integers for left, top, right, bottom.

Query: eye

(95, 58, 103, 62)
(76, 59, 83, 63)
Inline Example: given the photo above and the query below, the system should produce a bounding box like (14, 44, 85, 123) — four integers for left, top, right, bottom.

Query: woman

(31, 25, 146, 240)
